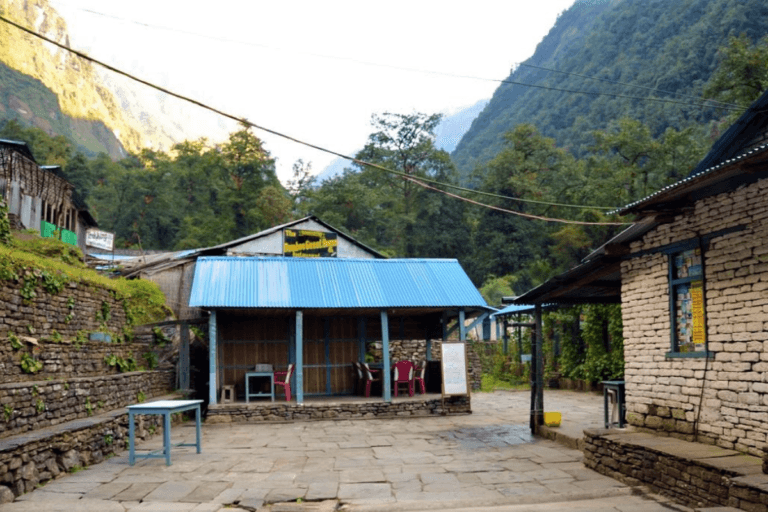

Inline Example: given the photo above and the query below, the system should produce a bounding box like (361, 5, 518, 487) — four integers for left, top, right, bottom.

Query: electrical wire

(404, 177, 629, 226)
(0, 14, 626, 222)
(46, 2, 745, 113)
(519, 63, 739, 110)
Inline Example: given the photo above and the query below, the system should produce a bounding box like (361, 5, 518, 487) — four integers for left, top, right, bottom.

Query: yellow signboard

(283, 229, 338, 258)
(691, 280, 705, 345)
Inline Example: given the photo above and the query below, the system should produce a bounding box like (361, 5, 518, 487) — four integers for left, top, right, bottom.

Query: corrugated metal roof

(188, 257, 487, 309)
(491, 304, 535, 317)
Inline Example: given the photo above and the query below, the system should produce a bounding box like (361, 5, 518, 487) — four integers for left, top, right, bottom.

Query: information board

(86, 229, 115, 251)
(440, 342, 469, 396)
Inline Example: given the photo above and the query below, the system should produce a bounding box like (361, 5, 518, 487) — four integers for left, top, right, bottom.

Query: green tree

(704, 34, 768, 112)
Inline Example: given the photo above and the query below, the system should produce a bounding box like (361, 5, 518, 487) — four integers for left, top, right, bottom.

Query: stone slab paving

(2, 390, 693, 512)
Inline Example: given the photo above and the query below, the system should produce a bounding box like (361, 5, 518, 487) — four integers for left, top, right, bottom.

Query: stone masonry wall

(0, 371, 174, 439)
(584, 429, 768, 511)
(0, 278, 128, 341)
(0, 341, 155, 383)
(367, 338, 481, 391)
(0, 405, 178, 498)
(207, 395, 471, 423)
(621, 177, 768, 456)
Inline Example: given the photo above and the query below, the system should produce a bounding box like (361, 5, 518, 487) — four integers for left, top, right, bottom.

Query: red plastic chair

(361, 363, 381, 398)
(393, 361, 415, 397)
(274, 363, 294, 401)
(414, 360, 426, 394)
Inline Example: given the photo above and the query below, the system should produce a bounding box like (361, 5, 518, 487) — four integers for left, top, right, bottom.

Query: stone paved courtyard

(2, 390, 692, 511)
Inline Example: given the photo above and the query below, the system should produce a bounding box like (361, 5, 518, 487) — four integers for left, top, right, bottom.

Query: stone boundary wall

(0, 400, 182, 499)
(207, 395, 470, 423)
(0, 279, 128, 341)
(0, 371, 174, 439)
(368, 339, 482, 391)
(621, 177, 768, 455)
(584, 429, 768, 510)
(0, 340, 157, 383)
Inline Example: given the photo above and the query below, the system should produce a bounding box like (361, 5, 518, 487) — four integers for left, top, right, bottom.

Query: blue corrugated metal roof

(188, 257, 487, 309)
(490, 304, 535, 317)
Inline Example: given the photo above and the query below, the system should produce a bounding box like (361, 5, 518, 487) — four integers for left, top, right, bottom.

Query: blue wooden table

(127, 399, 203, 466)
(245, 371, 275, 402)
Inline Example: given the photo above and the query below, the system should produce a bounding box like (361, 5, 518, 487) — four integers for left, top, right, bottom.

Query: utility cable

(0, 13, 625, 221)
(46, 3, 744, 112)
(404, 176, 629, 226)
(519, 63, 740, 110)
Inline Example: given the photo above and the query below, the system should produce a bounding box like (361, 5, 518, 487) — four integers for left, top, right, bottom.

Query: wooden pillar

(296, 310, 304, 404)
(179, 322, 190, 392)
(502, 319, 509, 355)
(208, 310, 217, 405)
(530, 304, 544, 434)
(381, 310, 391, 403)
(358, 317, 366, 362)
(459, 309, 466, 341)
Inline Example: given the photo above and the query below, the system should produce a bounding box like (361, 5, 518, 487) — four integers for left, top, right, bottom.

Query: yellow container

(544, 412, 561, 427)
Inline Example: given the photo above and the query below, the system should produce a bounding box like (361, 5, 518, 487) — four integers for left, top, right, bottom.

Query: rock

(57, 450, 80, 472)
(0, 485, 14, 504)
(19, 463, 37, 482)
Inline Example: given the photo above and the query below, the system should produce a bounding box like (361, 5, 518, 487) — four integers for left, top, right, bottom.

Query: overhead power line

(48, 2, 745, 113)
(518, 63, 739, 110)
(0, 13, 624, 223)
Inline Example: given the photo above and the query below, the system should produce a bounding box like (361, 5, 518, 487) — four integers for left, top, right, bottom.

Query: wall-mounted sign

(85, 229, 115, 251)
(283, 229, 337, 258)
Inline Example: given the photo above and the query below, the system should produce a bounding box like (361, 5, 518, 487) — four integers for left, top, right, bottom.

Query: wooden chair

(393, 360, 415, 397)
(274, 364, 294, 401)
(361, 363, 381, 398)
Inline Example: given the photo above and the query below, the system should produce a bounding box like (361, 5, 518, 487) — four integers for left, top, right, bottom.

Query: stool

(220, 385, 235, 403)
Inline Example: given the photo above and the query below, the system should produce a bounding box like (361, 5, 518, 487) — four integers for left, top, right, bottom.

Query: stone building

(515, 88, 768, 456)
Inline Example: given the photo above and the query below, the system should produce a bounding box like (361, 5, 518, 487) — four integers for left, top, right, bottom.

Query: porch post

(503, 319, 509, 355)
(208, 310, 217, 405)
(459, 309, 466, 341)
(530, 303, 544, 434)
(296, 310, 304, 404)
(358, 317, 366, 362)
(381, 310, 391, 403)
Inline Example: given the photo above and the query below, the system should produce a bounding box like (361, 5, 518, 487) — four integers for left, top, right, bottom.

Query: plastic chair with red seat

(414, 360, 426, 394)
(393, 360, 415, 397)
(274, 363, 294, 401)
(361, 363, 381, 398)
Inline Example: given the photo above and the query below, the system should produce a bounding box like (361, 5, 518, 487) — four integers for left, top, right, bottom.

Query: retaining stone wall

(207, 395, 471, 423)
(0, 279, 128, 342)
(0, 404, 179, 499)
(0, 341, 157, 383)
(584, 429, 768, 511)
(0, 371, 174, 439)
(621, 177, 768, 456)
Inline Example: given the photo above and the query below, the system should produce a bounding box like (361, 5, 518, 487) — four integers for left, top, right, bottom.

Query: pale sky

(50, 0, 576, 183)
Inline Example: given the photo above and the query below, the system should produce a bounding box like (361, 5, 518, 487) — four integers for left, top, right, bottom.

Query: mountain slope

(452, 0, 768, 177)
(0, 0, 230, 159)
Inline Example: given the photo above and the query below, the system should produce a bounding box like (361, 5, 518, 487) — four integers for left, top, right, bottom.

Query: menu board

(441, 342, 468, 396)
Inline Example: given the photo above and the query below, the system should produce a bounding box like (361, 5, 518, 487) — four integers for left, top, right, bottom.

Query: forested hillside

(452, 0, 768, 178)
(2, 0, 767, 306)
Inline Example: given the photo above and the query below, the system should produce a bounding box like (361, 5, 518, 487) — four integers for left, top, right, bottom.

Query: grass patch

(1, 233, 170, 325)
(480, 374, 529, 393)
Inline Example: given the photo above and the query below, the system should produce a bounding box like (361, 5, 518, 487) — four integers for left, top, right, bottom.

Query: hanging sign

(85, 229, 115, 251)
(283, 229, 338, 258)
(440, 342, 469, 397)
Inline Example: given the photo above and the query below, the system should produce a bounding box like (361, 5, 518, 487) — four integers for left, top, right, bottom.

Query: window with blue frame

(668, 244, 707, 356)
